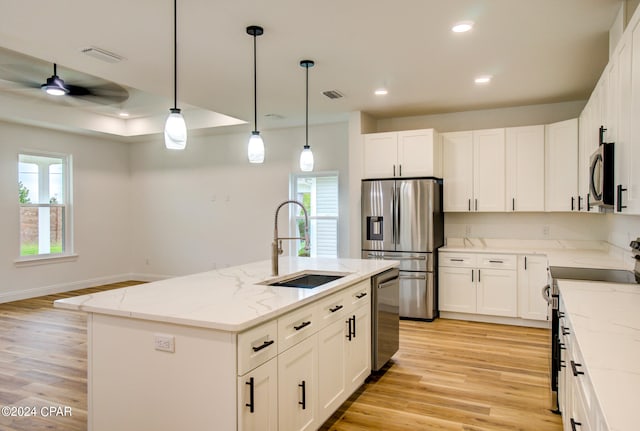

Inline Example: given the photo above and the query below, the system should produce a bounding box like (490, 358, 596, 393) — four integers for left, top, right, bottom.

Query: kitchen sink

(263, 272, 347, 289)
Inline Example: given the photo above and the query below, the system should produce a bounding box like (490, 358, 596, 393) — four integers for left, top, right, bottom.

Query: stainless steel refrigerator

(361, 178, 444, 320)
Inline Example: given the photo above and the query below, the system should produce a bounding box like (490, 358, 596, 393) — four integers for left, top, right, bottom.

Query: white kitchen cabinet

(623, 18, 640, 214)
(442, 129, 505, 212)
(345, 301, 371, 392)
(439, 252, 516, 317)
(516, 255, 548, 321)
(238, 357, 278, 431)
(317, 319, 347, 423)
(506, 125, 545, 211)
(278, 334, 318, 431)
(545, 119, 579, 212)
(362, 129, 441, 178)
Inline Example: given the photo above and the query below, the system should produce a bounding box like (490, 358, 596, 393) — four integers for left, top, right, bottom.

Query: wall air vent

(81, 46, 125, 63)
(322, 90, 344, 100)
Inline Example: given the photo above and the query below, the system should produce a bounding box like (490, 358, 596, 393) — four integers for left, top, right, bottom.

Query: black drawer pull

(346, 317, 353, 341)
(560, 360, 566, 368)
(245, 377, 255, 413)
(252, 339, 274, 352)
(488, 260, 504, 263)
(558, 311, 565, 318)
(571, 360, 584, 377)
(559, 342, 566, 351)
(294, 321, 311, 331)
(298, 380, 306, 409)
(570, 418, 582, 431)
(562, 327, 570, 336)
(329, 304, 343, 313)
(450, 258, 464, 262)
(355, 292, 367, 299)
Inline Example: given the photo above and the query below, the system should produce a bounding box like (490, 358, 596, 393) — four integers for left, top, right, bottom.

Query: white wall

(128, 122, 349, 277)
(0, 121, 132, 302)
(604, 213, 640, 249)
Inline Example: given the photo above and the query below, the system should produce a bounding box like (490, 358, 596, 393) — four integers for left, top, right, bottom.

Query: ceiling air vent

(81, 46, 124, 63)
(322, 90, 344, 100)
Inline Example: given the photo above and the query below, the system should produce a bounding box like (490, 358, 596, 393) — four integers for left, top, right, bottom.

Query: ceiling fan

(0, 59, 129, 105)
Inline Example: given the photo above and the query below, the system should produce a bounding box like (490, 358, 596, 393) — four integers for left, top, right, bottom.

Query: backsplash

(605, 213, 640, 249)
(444, 212, 608, 244)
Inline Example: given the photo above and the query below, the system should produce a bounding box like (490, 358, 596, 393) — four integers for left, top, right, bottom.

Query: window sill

(14, 253, 79, 267)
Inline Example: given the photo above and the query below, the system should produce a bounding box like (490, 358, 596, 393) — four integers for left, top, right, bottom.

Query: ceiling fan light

(248, 131, 265, 163)
(41, 76, 69, 96)
(299, 145, 314, 172)
(164, 108, 187, 150)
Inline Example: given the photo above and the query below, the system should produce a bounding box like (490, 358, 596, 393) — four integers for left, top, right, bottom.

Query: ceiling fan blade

(70, 83, 129, 105)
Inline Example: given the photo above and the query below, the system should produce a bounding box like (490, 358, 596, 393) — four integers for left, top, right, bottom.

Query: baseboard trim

(0, 273, 172, 304)
(439, 311, 551, 329)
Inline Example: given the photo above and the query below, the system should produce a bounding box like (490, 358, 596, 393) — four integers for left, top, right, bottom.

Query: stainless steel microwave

(589, 142, 614, 207)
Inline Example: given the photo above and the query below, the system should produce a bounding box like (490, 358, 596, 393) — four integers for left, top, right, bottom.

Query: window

(291, 173, 339, 258)
(18, 152, 71, 257)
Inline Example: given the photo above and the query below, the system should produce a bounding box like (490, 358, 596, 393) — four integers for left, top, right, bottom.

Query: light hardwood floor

(0, 282, 562, 431)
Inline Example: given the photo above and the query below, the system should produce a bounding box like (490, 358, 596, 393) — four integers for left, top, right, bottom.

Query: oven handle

(542, 284, 551, 304)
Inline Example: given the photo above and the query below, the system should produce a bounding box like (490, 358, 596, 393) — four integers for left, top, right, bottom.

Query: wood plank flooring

(0, 283, 562, 431)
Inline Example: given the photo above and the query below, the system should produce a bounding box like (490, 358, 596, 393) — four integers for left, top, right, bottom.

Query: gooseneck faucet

(272, 200, 310, 276)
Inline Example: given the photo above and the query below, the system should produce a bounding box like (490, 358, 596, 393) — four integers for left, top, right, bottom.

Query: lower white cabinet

(517, 255, 549, 321)
(439, 252, 517, 317)
(278, 335, 319, 431)
(346, 302, 371, 392)
(238, 357, 278, 431)
(317, 319, 348, 422)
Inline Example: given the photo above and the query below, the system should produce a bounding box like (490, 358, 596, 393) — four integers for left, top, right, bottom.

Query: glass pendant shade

(248, 131, 265, 163)
(299, 145, 314, 171)
(164, 108, 187, 150)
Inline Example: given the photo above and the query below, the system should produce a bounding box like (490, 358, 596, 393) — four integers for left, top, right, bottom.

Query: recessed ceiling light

(119, 112, 130, 117)
(474, 76, 492, 84)
(452, 21, 474, 33)
(375, 88, 388, 96)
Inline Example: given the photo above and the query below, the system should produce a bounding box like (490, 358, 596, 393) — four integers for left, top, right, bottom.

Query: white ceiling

(0, 0, 624, 139)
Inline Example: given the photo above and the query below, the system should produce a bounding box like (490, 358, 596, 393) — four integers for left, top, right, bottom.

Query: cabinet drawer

(345, 280, 371, 307)
(439, 252, 477, 268)
(237, 319, 278, 376)
(316, 290, 349, 330)
(477, 254, 516, 270)
(278, 302, 318, 353)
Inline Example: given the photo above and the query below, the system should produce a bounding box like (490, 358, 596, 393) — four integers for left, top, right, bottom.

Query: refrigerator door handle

(399, 274, 427, 280)
(395, 185, 401, 245)
(391, 185, 397, 245)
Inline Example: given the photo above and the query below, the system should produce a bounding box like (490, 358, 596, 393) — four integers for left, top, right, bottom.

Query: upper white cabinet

(545, 119, 579, 212)
(506, 125, 545, 212)
(362, 129, 441, 178)
(442, 129, 505, 212)
(623, 19, 640, 213)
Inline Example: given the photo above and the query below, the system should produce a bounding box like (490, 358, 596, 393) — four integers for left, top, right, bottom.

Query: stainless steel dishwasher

(371, 267, 400, 371)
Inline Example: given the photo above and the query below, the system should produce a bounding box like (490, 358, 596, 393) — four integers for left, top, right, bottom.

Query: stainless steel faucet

(272, 200, 310, 276)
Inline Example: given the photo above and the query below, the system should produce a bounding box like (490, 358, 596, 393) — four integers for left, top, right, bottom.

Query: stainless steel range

(544, 238, 640, 413)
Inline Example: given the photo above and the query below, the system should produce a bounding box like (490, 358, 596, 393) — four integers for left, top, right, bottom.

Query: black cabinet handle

(570, 418, 582, 431)
(489, 260, 504, 263)
(450, 258, 464, 262)
(559, 342, 566, 351)
(298, 380, 306, 410)
(478, 269, 481, 282)
(294, 321, 311, 331)
(562, 327, 570, 336)
(475, 199, 478, 211)
(468, 199, 471, 211)
(472, 269, 474, 282)
(355, 292, 367, 299)
(578, 195, 583, 211)
(571, 196, 575, 211)
(524, 256, 527, 270)
(252, 339, 274, 352)
(352, 315, 356, 338)
(399, 164, 402, 176)
(512, 198, 515, 211)
(571, 360, 584, 377)
(329, 304, 343, 313)
(617, 185, 628, 212)
(346, 317, 353, 341)
(587, 194, 592, 211)
(393, 165, 396, 177)
(245, 377, 255, 413)
(560, 360, 566, 368)
(558, 311, 565, 318)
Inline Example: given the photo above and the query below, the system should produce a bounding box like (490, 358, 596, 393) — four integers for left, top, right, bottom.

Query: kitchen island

(54, 257, 397, 431)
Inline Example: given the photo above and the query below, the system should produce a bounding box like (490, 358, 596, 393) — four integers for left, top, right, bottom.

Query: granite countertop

(558, 280, 640, 431)
(440, 238, 633, 270)
(54, 257, 397, 332)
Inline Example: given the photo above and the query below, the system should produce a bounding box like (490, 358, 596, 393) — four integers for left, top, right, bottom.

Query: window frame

(15, 150, 76, 266)
(290, 171, 339, 258)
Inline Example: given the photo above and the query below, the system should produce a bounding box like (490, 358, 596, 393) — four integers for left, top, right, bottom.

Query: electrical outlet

(154, 334, 175, 353)
(543, 225, 550, 237)
(465, 225, 472, 236)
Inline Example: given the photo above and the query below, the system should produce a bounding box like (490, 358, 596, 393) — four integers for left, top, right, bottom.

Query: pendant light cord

(253, 33, 258, 132)
(305, 64, 309, 147)
(173, 0, 177, 110)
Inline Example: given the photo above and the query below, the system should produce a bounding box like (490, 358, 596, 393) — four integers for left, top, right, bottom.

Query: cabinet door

(545, 119, 578, 211)
(363, 132, 398, 178)
(627, 19, 640, 214)
(476, 268, 517, 317)
(442, 131, 474, 212)
(506, 126, 545, 211)
(473, 129, 506, 212)
(278, 335, 318, 431)
(517, 255, 549, 321)
(397, 129, 440, 177)
(238, 357, 278, 431)
(438, 266, 476, 313)
(317, 319, 347, 424)
(345, 303, 371, 393)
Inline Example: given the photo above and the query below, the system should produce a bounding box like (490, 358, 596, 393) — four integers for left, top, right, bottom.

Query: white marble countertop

(54, 257, 397, 332)
(440, 238, 633, 270)
(558, 280, 640, 431)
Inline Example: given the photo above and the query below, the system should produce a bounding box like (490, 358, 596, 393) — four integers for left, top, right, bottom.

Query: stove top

(549, 266, 640, 284)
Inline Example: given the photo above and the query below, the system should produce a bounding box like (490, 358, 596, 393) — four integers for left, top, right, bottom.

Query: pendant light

(246, 25, 265, 163)
(164, 0, 187, 150)
(299, 60, 315, 172)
